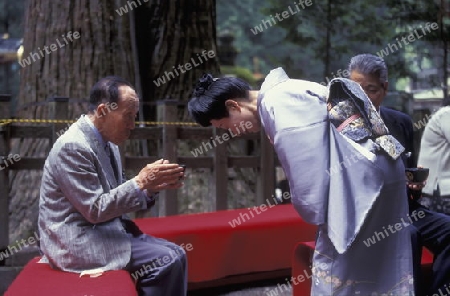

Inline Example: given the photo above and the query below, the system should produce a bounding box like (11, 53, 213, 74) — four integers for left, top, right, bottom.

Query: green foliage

(216, 0, 447, 97)
(217, 0, 403, 83)
(384, 0, 449, 97)
(220, 65, 257, 86)
(216, 0, 313, 79)
(263, 0, 405, 82)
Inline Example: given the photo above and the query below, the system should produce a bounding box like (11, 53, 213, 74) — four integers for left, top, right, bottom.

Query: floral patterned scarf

(327, 78, 404, 160)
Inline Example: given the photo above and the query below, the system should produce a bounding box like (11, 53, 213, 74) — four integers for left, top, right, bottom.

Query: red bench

(135, 204, 317, 289)
(6, 205, 317, 295)
(4, 257, 137, 296)
(292, 241, 434, 295)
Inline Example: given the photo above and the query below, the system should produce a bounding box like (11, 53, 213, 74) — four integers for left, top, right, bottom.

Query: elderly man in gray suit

(38, 76, 187, 296)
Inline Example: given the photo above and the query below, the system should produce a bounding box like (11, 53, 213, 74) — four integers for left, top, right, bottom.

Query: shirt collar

(84, 114, 108, 149)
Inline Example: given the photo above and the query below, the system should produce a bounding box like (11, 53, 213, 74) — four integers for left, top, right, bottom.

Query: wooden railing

(0, 96, 276, 251)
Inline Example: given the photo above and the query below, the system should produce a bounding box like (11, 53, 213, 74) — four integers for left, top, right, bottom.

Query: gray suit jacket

(38, 115, 150, 272)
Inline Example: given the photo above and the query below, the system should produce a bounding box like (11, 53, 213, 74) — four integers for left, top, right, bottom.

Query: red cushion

(134, 204, 318, 283)
(292, 241, 434, 296)
(292, 242, 316, 295)
(5, 257, 137, 296)
(421, 247, 433, 264)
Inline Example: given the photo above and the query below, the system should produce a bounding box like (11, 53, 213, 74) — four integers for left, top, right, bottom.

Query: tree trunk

(12, 0, 135, 242)
(135, 0, 220, 119)
(19, 0, 135, 102)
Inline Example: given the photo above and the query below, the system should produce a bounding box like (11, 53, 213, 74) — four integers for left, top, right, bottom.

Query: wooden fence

(0, 96, 276, 251)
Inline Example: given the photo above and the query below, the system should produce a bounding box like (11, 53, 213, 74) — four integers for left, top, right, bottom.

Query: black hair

(188, 74, 251, 127)
(89, 76, 135, 112)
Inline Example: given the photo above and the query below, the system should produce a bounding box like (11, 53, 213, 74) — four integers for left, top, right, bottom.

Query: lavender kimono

(258, 68, 414, 295)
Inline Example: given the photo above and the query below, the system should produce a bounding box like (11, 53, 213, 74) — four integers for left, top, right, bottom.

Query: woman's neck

(247, 90, 259, 111)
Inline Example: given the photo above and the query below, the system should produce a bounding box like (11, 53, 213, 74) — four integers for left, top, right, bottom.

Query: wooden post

(157, 100, 178, 216)
(256, 129, 275, 206)
(50, 97, 69, 144)
(213, 128, 228, 211)
(0, 94, 11, 261)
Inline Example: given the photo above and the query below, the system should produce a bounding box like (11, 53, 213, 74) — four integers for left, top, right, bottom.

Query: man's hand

(134, 159, 184, 192)
(407, 165, 428, 191)
(406, 165, 428, 200)
(408, 181, 426, 191)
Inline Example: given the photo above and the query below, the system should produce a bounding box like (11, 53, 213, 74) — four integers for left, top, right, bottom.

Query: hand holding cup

(135, 159, 185, 192)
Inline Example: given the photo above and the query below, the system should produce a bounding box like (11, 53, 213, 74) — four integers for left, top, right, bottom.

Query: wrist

(134, 176, 145, 191)
(146, 189, 159, 197)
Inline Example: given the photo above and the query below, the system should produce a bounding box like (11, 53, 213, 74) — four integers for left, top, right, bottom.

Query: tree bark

(135, 0, 220, 119)
(19, 0, 135, 104)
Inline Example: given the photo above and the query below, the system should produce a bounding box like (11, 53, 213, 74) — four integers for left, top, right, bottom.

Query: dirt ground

(188, 278, 293, 296)
(218, 285, 292, 296)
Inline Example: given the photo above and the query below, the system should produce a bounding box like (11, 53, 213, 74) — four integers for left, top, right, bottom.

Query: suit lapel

(380, 107, 398, 131)
(380, 107, 405, 143)
(109, 143, 123, 184)
(77, 116, 118, 188)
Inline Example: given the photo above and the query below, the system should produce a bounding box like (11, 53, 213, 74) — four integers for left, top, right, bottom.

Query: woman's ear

(225, 99, 241, 112)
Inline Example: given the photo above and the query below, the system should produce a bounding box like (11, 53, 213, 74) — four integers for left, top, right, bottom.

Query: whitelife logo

(153, 50, 216, 87)
(250, 0, 313, 35)
(376, 22, 439, 58)
(190, 121, 253, 157)
(19, 31, 81, 68)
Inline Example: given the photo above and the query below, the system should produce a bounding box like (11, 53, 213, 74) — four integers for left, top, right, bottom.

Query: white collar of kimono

(259, 67, 289, 95)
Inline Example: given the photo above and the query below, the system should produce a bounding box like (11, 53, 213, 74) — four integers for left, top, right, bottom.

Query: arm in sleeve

(122, 169, 158, 209)
(439, 109, 450, 144)
(53, 142, 147, 224)
(131, 179, 158, 209)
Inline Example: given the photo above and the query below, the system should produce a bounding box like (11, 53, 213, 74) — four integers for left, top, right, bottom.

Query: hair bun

(193, 74, 215, 96)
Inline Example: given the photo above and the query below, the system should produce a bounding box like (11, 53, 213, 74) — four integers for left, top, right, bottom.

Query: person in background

(38, 76, 187, 296)
(349, 53, 450, 295)
(417, 105, 450, 214)
(348, 54, 416, 167)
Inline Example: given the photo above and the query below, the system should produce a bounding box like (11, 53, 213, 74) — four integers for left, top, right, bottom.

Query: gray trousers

(126, 233, 188, 296)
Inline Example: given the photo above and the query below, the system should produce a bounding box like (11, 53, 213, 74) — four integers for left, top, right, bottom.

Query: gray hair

(348, 54, 388, 84)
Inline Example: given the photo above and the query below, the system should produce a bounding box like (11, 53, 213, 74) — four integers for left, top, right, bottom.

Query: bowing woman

(188, 68, 414, 295)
